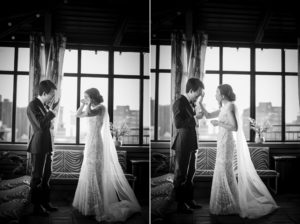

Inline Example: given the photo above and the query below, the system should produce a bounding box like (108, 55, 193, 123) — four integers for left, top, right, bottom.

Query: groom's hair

(38, 80, 57, 96)
(186, 78, 204, 93)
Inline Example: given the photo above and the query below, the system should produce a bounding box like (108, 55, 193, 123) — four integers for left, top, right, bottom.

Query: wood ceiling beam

(151, 11, 179, 32)
(0, 14, 38, 40)
(113, 15, 129, 47)
(255, 8, 272, 43)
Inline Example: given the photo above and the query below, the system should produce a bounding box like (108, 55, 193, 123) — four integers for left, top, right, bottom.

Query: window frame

(0, 43, 149, 146)
(150, 43, 299, 143)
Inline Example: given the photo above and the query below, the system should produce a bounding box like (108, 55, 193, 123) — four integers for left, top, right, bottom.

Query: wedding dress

(72, 105, 141, 222)
(209, 102, 278, 219)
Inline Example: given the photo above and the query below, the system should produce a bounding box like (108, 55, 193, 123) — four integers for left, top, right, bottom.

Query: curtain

(27, 33, 66, 174)
(188, 32, 208, 81)
(29, 33, 46, 100)
(169, 32, 188, 172)
(298, 38, 300, 110)
(169, 31, 207, 172)
(44, 34, 66, 149)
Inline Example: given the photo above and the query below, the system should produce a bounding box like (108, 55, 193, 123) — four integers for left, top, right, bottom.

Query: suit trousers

(30, 152, 52, 205)
(172, 148, 196, 203)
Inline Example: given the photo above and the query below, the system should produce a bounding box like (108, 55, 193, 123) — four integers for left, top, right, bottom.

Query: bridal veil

(233, 103, 278, 218)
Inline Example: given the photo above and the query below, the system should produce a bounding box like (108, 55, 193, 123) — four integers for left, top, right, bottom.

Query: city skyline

(150, 98, 300, 141)
(0, 96, 149, 144)
(0, 94, 299, 142)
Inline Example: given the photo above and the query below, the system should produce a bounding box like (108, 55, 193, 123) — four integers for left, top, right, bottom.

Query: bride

(199, 84, 278, 219)
(72, 88, 141, 222)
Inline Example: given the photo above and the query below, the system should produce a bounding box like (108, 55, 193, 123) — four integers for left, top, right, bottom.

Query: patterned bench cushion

(52, 149, 128, 179)
(196, 147, 271, 170)
(194, 169, 214, 177)
(195, 147, 279, 179)
(194, 169, 278, 178)
(256, 170, 278, 177)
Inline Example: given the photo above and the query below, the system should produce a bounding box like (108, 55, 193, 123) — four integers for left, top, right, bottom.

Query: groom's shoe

(42, 203, 58, 212)
(186, 200, 202, 209)
(177, 202, 193, 214)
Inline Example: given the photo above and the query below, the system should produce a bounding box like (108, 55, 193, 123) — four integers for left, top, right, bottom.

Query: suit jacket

(171, 95, 198, 151)
(27, 98, 55, 154)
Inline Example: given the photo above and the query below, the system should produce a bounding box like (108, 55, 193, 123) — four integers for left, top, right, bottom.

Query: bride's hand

(199, 91, 205, 104)
(80, 99, 87, 105)
(211, 120, 219, 126)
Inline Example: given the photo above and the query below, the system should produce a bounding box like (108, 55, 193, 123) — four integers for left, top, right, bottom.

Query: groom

(27, 80, 59, 216)
(171, 77, 204, 213)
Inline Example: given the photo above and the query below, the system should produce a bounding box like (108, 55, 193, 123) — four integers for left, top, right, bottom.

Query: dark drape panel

(45, 34, 66, 151)
(46, 34, 66, 88)
(298, 38, 300, 110)
(188, 32, 208, 81)
(29, 33, 46, 100)
(170, 32, 188, 172)
(27, 33, 66, 174)
(169, 31, 207, 172)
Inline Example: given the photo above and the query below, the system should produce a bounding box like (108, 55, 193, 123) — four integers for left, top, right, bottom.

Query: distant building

(114, 105, 139, 144)
(158, 104, 170, 140)
(2, 99, 12, 127)
(243, 102, 281, 141)
(16, 107, 28, 141)
(0, 95, 2, 120)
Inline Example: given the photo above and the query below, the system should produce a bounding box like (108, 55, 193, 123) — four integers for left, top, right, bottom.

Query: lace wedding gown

(73, 106, 141, 222)
(209, 102, 278, 219)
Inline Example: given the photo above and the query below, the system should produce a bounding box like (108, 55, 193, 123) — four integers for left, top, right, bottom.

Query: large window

(285, 49, 299, 141)
(0, 46, 149, 146)
(151, 45, 171, 141)
(151, 44, 299, 142)
(63, 49, 149, 145)
(0, 47, 29, 143)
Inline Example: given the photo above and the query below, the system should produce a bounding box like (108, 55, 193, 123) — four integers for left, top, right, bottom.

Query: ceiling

(152, 0, 299, 46)
(1, 0, 298, 49)
(0, 0, 149, 50)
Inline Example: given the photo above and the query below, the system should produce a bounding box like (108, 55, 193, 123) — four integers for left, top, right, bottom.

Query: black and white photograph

(0, 0, 149, 223)
(1, 0, 300, 224)
(151, 0, 300, 224)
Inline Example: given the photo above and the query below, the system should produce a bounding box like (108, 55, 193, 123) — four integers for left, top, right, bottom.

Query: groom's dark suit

(171, 95, 198, 204)
(27, 97, 55, 206)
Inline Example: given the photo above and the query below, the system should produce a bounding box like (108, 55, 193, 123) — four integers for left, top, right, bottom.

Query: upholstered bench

(194, 146, 279, 194)
(51, 149, 136, 190)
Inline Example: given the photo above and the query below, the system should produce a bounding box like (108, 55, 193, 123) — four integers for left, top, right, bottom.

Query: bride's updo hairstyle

(218, 84, 236, 102)
(85, 88, 104, 104)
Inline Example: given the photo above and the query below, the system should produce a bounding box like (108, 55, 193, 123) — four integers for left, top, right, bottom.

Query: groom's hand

(199, 91, 205, 104)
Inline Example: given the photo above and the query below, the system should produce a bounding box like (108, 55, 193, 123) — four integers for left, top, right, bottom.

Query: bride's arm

(198, 92, 220, 119)
(76, 100, 100, 118)
(76, 100, 88, 118)
(199, 103, 220, 119)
